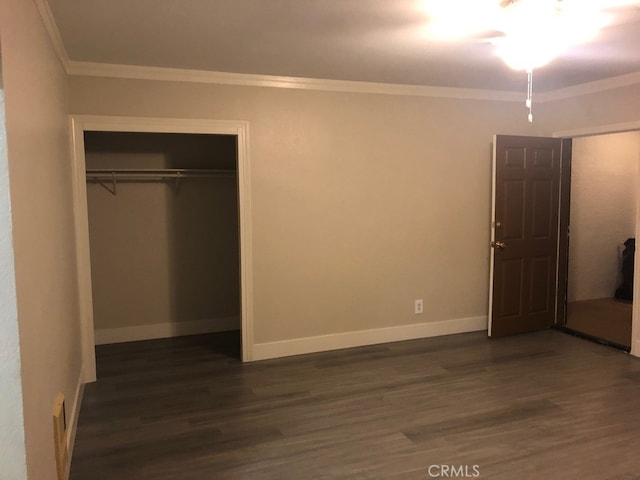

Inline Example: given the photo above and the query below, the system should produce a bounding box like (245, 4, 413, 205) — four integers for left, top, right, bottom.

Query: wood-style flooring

(566, 298, 632, 348)
(70, 330, 640, 480)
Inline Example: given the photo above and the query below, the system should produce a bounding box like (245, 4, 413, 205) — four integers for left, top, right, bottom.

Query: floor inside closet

(70, 330, 640, 480)
(566, 298, 632, 349)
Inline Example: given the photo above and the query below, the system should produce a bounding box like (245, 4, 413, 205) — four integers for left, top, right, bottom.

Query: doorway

(563, 131, 639, 350)
(488, 131, 639, 356)
(488, 135, 567, 337)
(70, 116, 254, 383)
(84, 131, 241, 355)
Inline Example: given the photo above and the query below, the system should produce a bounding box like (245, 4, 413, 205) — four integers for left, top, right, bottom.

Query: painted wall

(0, 67, 28, 480)
(0, 0, 82, 478)
(84, 133, 240, 343)
(69, 76, 551, 346)
(568, 131, 640, 302)
(539, 84, 640, 134)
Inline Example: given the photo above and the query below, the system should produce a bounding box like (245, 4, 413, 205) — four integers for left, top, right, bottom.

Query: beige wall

(568, 131, 640, 302)
(85, 133, 239, 339)
(539, 84, 640, 134)
(0, 68, 28, 479)
(69, 76, 551, 344)
(0, 0, 81, 479)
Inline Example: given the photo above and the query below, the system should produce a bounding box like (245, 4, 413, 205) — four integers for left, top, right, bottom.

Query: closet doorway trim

(70, 115, 254, 382)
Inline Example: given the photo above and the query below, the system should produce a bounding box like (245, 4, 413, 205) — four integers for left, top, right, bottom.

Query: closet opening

(562, 130, 639, 351)
(84, 131, 242, 363)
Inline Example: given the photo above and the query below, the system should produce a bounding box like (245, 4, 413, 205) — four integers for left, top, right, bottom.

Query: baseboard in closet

(94, 316, 240, 345)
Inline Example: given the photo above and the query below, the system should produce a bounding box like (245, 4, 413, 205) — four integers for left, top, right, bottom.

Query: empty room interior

(1, 1, 640, 479)
(565, 131, 639, 350)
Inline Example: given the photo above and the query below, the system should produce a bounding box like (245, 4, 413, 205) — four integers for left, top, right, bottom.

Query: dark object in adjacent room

(615, 238, 635, 302)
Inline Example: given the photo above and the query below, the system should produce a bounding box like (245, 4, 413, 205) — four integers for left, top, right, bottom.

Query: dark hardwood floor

(70, 330, 640, 479)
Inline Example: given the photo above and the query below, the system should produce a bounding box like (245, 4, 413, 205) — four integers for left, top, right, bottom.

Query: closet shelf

(85, 169, 236, 195)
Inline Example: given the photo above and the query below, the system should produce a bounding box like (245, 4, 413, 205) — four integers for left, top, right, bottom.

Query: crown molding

(553, 120, 640, 138)
(35, 0, 640, 103)
(538, 71, 640, 103)
(66, 61, 525, 102)
(65, 61, 640, 103)
(34, 0, 70, 72)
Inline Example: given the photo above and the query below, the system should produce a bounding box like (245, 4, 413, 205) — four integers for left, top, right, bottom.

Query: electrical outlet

(415, 299, 424, 314)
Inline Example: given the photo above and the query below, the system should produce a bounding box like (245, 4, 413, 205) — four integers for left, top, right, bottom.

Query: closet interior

(565, 131, 639, 350)
(84, 131, 241, 358)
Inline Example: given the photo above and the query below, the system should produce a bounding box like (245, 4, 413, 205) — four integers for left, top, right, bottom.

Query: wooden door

(489, 135, 567, 337)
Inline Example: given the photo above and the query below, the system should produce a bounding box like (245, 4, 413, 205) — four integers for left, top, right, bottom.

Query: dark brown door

(489, 135, 565, 337)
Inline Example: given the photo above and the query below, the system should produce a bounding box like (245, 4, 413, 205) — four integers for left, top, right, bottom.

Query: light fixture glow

(420, 0, 633, 121)
(492, 0, 611, 72)
(421, 0, 503, 40)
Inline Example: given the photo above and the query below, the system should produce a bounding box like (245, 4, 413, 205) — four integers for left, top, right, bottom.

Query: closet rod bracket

(169, 172, 182, 194)
(97, 172, 117, 196)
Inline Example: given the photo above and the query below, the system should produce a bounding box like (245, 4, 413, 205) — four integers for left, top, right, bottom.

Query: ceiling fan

(420, 0, 640, 121)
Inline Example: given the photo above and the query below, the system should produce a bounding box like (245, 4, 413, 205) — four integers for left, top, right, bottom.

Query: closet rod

(85, 168, 236, 180)
(85, 169, 236, 195)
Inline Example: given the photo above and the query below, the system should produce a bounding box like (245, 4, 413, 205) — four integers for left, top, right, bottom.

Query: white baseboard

(252, 315, 487, 361)
(94, 316, 240, 345)
(64, 365, 85, 479)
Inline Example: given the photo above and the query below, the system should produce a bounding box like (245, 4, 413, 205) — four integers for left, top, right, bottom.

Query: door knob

(491, 241, 506, 249)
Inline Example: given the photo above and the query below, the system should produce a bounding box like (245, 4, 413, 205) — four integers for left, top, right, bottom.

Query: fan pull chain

(526, 69, 533, 123)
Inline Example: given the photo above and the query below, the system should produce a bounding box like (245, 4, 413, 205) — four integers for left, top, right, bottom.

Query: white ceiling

(46, 0, 640, 92)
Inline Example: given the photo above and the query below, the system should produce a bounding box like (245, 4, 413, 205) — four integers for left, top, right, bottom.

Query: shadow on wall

(167, 175, 240, 330)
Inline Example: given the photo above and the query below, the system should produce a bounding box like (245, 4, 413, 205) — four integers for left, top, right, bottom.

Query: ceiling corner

(34, 0, 70, 73)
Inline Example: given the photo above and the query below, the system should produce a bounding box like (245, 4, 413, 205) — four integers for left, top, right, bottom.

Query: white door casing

(70, 115, 254, 383)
